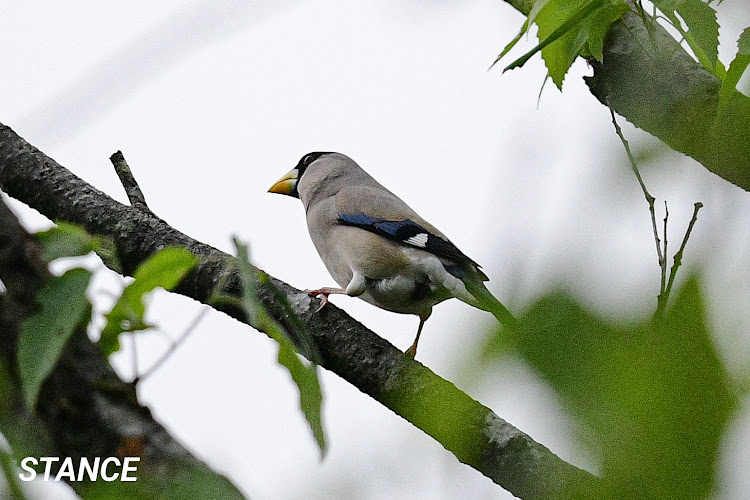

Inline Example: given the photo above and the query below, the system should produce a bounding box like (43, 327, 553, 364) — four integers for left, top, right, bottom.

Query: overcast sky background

(2, 1, 750, 499)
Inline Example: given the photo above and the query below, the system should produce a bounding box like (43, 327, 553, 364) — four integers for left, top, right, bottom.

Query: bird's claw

(304, 289, 330, 313)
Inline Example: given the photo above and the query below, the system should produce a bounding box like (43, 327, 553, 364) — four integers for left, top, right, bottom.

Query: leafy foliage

(653, 0, 720, 72)
(486, 278, 735, 500)
(497, 0, 732, 89)
(100, 247, 198, 356)
(34, 222, 99, 262)
(233, 238, 327, 458)
(18, 268, 92, 409)
(717, 27, 750, 121)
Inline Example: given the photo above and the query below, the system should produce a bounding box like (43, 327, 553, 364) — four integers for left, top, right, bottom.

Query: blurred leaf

(233, 238, 326, 457)
(18, 268, 92, 409)
(497, 277, 735, 500)
(0, 431, 27, 500)
(75, 458, 247, 500)
(100, 247, 197, 356)
(35, 222, 98, 262)
(94, 236, 123, 274)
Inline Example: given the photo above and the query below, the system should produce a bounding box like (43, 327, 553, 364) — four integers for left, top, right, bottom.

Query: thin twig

(608, 101, 666, 283)
(662, 202, 704, 306)
(660, 200, 669, 298)
(137, 306, 210, 383)
(109, 150, 150, 211)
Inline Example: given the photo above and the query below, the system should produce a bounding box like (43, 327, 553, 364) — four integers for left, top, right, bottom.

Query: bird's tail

(464, 278, 518, 330)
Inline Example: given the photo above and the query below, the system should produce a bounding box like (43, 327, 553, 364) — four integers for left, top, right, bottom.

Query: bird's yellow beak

(268, 168, 299, 196)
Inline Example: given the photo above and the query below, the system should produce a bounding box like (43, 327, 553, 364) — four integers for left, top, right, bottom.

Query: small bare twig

(662, 202, 704, 305)
(109, 150, 150, 211)
(608, 102, 666, 275)
(660, 201, 669, 301)
(137, 305, 210, 383)
(608, 101, 704, 317)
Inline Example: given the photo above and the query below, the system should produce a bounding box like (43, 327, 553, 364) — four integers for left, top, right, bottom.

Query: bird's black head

(269, 151, 333, 198)
(296, 151, 331, 178)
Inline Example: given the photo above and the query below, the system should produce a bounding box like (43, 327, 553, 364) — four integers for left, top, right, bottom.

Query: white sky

(2, 1, 750, 499)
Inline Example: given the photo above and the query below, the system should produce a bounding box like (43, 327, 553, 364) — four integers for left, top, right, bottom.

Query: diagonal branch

(0, 195, 244, 499)
(0, 122, 605, 500)
(499, 0, 750, 192)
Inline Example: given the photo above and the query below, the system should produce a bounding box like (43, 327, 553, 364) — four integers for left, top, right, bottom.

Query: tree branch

(585, 11, 750, 192)
(0, 194, 244, 499)
(498, 0, 750, 192)
(109, 150, 151, 212)
(0, 122, 605, 499)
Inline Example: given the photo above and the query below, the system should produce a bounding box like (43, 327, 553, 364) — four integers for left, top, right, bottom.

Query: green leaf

(233, 238, 327, 457)
(584, 2, 630, 62)
(654, 0, 719, 71)
(538, 0, 605, 88)
(506, 278, 735, 500)
(676, 0, 719, 68)
(0, 431, 28, 500)
(490, 20, 529, 69)
(717, 27, 750, 122)
(100, 247, 198, 356)
(739, 25, 750, 54)
(528, 0, 553, 27)
(504, 0, 605, 87)
(35, 222, 98, 262)
(18, 268, 92, 409)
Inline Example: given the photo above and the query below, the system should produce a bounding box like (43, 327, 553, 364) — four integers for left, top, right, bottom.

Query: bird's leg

(404, 314, 429, 358)
(304, 287, 346, 312)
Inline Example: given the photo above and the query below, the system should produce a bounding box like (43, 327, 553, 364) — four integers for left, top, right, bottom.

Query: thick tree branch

(0, 195, 244, 499)
(0, 123, 605, 499)
(499, 1, 750, 192)
(586, 11, 750, 192)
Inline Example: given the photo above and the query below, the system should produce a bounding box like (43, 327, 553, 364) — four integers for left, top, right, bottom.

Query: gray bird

(269, 152, 516, 357)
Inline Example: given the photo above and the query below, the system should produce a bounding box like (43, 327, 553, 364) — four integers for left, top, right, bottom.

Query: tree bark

(0, 122, 606, 499)
(0, 195, 245, 499)
(501, 2, 750, 192)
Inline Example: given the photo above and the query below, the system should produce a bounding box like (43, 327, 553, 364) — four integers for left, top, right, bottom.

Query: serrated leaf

(585, 2, 630, 62)
(738, 26, 750, 54)
(18, 268, 92, 409)
(35, 222, 98, 262)
(505, 0, 604, 87)
(233, 238, 327, 458)
(506, 278, 734, 500)
(536, 0, 604, 88)
(100, 247, 197, 356)
(716, 27, 750, 124)
(677, 0, 719, 67)
(528, 0, 553, 27)
(490, 20, 529, 69)
(652, 0, 684, 10)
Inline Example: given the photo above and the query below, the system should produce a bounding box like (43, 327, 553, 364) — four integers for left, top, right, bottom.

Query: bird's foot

(304, 287, 345, 313)
(404, 344, 417, 358)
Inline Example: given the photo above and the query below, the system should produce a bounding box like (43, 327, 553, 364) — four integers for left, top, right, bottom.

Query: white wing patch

(405, 233, 428, 248)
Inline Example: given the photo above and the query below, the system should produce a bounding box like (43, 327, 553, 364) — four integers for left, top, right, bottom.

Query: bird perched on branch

(268, 152, 516, 357)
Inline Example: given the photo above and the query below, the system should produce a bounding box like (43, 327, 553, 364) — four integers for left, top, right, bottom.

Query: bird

(268, 152, 516, 357)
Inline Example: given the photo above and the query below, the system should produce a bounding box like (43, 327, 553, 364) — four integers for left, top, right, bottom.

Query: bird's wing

(334, 185, 481, 269)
